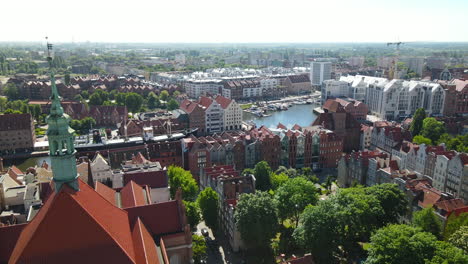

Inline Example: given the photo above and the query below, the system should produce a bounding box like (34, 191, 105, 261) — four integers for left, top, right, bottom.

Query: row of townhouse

(185, 74, 311, 100)
(337, 149, 468, 222)
(322, 75, 448, 120)
(181, 125, 343, 181)
(179, 95, 242, 135)
(13, 74, 165, 100)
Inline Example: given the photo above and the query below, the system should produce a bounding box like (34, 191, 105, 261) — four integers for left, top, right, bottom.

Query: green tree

(197, 187, 219, 230)
(444, 212, 468, 240)
(125, 92, 144, 113)
(235, 192, 278, 250)
(428, 241, 468, 264)
(160, 90, 169, 101)
(254, 161, 272, 191)
(293, 199, 341, 263)
(448, 226, 468, 253)
(147, 92, 160, 109)
(173, 90, 181, 97)
(270, 172, 288, 190)
(0, 97, 7, 112)
(115, 92, 126, 106)
(365, 225, 438, 264)
(413, 135, 432, 145)
(242, 168, 254, 176)
(275, 177, 318, 225)
(192, 235, 207, 264)
(64, 72, 71, 85)
(421, 117, 446, 144)
(365, 184, 408, 224)
(3, 83, 20, 100)
(410, 108, 426, 136)
(70, 119, 82, 132)
(183, 201, 201, 230)
(167, 166, 198, 201)
(413, 207, 443, 239)
(89, 93, 103, 105)
(81, 90, 89, 99)
(167, 98, 179, 111)
(80, 117, 96, 132)
(74, 94, 84, 102)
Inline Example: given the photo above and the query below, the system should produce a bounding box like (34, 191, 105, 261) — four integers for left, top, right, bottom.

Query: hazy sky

(2, 0, 467, 43)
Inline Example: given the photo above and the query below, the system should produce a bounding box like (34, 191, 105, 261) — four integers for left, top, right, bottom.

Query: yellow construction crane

(387, 42, 405, 79)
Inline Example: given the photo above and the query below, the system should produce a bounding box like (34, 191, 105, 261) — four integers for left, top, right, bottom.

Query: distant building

(323, 98, 368, 120)
(185, 80, 223, 99)
(312, 103, 361, 153)
(0, 113, 35, 154)
(321, 80, 350, 104)
(284, 75, 312, 94)
(310, 62, 332, 86)
(440, 79, 468, 116)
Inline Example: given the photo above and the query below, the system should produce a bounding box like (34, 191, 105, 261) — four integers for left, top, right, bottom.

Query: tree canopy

(192, 234, 207, 264)
(413, 135, 432, 145)
(365, 224, 468, 264)
(448, 226, 468, 253)
(410, 108, 426, 136)
(197, 187, 219, 230)
(421, 117, 446, 144)
(412, 207, 443, 239)
(167, 98, 179, 111)
(235, 192, 278, 249)
(254, 161, 272, 191)
(275, 177, 318, 225)
(124, 92, 144, 113)
(167, 166, 198, 201)
(183, 201, 201, 230)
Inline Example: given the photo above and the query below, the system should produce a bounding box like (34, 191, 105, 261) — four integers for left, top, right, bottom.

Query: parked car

(201, 228, 209, 237)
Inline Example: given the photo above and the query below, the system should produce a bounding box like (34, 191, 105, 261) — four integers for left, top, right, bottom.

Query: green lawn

(241, 103, 252, 110)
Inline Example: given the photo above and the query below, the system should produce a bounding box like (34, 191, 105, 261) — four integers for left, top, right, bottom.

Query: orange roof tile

(95, 181, 117, 205)
(132, 218, 160, 264)
(9, 180, 137, 263)
(121, 181, 147, 209)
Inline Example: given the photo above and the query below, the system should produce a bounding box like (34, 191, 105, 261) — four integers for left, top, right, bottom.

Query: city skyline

(3, 0, 468, 43)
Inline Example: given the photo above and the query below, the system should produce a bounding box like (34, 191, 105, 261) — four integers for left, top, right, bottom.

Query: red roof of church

(95, 181, 117, 205)
(0, 224, 27, 263)
(131, 218, 160, 264)
(125, 201, 182, 236)
(121, 181, 147, 208)
(8, 180, 142, 264)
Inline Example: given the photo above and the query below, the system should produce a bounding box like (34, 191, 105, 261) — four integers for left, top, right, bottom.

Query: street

(196, 222, 244, 264)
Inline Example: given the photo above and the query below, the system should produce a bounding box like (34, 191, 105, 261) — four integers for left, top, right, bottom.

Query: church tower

(45, 40, 79, 192)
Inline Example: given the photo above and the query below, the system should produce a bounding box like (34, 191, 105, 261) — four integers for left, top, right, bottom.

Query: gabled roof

(95, 181, 117, 205)
(121, 181, 147, 209)
(125, 201, 183, 236)
(0, 223, 26, 263)
(434, 198, 467, 213)
(131, 218, 160, 264)
(198, 96, 213, 108)
(9, 179, 139, 264)
(215, 95, 232, 109)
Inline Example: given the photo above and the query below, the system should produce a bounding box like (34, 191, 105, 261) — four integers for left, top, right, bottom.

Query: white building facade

(310, 62, 332, 86)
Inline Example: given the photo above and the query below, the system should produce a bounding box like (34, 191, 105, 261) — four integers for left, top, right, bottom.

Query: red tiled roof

(132, 218, 160, 264)
(132, 152, 151, 164)
(215, 95, 232, 109)
(434, 198, 467, 213)
(9, 180, 138, 263)
(418, 185, 442, 208)
(0, 223, 27, 263)
(123, 170, 168, 189)
(121, 181, 147, 209)
(459, 153, 468, 165)
(292, 124, 302, 131)
(198, 96, 213, 108)
(283, 254, 315, 264)
(125, 201, 182, 236)
(0, 113, 32, 131)
(95, 181, 117, 205)
(277, 123, 287, 130)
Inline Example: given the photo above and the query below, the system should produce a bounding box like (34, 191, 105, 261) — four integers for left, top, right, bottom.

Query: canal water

(243, 103, 318, 129)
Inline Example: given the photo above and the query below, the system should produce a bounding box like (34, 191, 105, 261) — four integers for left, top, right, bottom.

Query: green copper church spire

(45, 38, 79, 192)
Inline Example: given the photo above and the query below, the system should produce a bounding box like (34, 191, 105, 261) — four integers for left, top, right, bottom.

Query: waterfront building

(339, 75, 446, 120)
(284, 74, 312, 94)
(185, 79, 223, 99)
(321, 80, 351, 104)
(199, 96, 224, 134)
(180, 99, 207, 135)
(310, 62, 332, 86)
(0, 113, 35, 155)
(215, 95, 242, 131)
